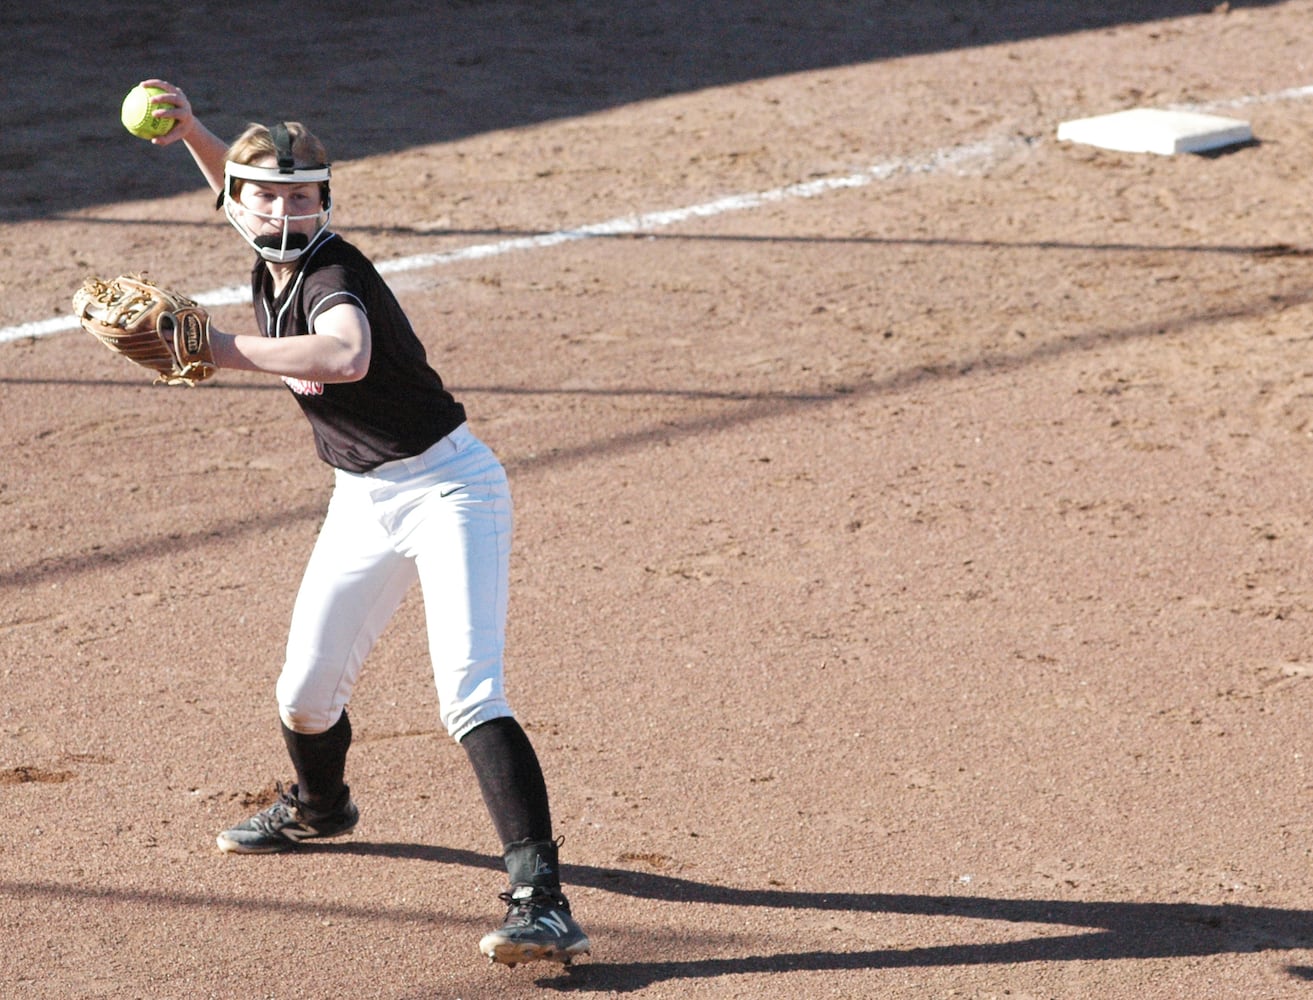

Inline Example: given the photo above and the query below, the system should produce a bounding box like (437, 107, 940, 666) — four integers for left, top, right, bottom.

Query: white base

(1056, 108, 1253, 155)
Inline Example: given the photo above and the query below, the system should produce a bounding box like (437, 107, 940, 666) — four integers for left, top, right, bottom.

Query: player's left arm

(207, 302, 372, 383)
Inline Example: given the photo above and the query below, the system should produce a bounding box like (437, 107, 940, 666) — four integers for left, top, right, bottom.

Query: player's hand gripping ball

(72, 274, 217, 386)
(120, 85, 175, 140)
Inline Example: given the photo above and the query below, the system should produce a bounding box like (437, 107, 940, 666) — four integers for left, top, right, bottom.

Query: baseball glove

(72, 273, 217, 386)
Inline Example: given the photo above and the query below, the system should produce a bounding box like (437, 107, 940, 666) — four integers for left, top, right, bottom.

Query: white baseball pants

(275, 424, 515, 741)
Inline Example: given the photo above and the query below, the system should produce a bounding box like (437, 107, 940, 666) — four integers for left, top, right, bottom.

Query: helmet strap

(271, 123, 296, 173)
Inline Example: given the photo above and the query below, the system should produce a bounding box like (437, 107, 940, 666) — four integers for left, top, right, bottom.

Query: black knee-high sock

(461, 716, 552, 846)
(281, 711, 352, 811)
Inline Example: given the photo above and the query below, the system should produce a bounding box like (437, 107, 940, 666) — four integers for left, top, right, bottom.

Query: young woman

(138, 79, 590, 969)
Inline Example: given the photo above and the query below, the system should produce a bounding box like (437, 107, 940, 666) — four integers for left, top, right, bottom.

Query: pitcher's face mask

(221, 123, 332, 263)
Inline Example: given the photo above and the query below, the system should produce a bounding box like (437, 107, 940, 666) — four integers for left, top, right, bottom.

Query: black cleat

(479, 886, 591, 967)
(216, 782, 358, 854)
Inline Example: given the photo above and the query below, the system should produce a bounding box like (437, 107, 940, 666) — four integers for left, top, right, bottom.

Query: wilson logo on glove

(73, 273, 218, 387)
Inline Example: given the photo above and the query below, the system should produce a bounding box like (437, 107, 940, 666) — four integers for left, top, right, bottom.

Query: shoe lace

(250, 784, 302, 834)
(497, 887, 570, 925)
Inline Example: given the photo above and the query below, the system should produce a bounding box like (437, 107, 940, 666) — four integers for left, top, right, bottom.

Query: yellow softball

(120, 85, 175, 140)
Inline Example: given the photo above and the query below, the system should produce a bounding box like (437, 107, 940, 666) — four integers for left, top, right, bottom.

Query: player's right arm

(207, 303, 373, 384)
(137, 79, 228, 196)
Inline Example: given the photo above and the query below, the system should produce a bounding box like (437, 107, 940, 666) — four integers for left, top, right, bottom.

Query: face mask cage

(221, 124, 332, 263)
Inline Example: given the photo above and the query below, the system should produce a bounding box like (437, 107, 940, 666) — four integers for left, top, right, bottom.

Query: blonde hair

(227, 121, 328, 169)
(221, 121, 331, 212)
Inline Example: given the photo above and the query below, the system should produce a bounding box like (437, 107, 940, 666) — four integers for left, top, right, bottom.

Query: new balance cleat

(479, 886, 592, 967)
(216, 782, 359, 854)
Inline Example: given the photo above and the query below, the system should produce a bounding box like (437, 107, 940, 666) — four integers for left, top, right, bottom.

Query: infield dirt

(4, 3, 1313, 997)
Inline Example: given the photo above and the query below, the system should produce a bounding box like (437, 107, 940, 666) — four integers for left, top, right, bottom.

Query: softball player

(138, 80, 590, 969)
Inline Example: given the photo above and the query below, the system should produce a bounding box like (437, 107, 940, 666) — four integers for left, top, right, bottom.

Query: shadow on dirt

(8, 849, 1307, 990)
(6, 839, 1308, 990)
(316, 839, 1313, 991)
(4, 264, 1313, 595)
(1, 0, 1287, 220)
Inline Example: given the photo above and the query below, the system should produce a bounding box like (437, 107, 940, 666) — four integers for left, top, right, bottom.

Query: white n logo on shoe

(536, 910, 571, 937)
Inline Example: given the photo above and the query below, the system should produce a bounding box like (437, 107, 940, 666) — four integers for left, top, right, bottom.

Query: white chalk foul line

(1201, 82, 1313, 110)
(6, 78, 1313, 347)
(373, 138, 996, 276)
(0, 139, 999, 346)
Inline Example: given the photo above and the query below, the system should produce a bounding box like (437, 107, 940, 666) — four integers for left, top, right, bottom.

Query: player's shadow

(328, 840, 1313, 991)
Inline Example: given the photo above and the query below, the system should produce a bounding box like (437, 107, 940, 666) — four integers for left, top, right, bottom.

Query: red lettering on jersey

(282, 376, 325, 396)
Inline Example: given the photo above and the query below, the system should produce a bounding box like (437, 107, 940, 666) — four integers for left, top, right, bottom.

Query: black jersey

(249, 233, 467, 472)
